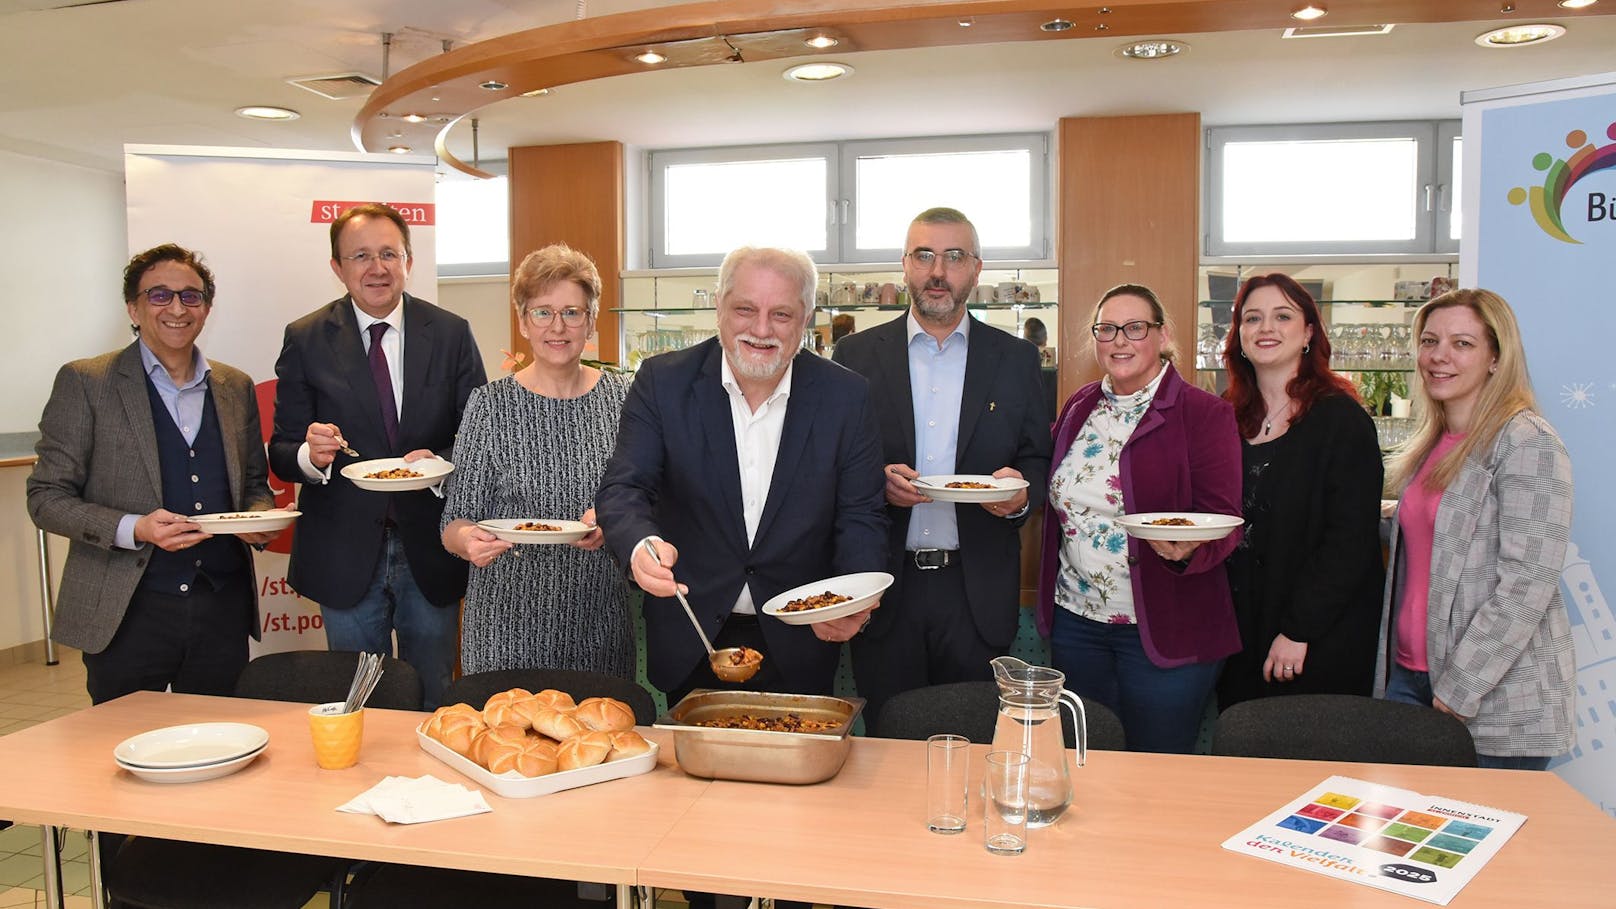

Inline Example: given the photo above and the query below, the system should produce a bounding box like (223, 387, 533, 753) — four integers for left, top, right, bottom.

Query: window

(648, 133, 1048, 267)
(436, 170, 509, 276)
(1206, 121, 1460, 258)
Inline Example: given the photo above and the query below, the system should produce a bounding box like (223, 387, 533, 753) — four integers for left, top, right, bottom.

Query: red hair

(1221, 273, 1358, 438)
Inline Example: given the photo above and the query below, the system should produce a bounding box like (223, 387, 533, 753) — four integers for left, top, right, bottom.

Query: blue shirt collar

(137, 340, 210, 391)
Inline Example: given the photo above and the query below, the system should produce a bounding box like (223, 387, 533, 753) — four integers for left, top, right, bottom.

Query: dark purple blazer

(1036, 364, 1243, 667)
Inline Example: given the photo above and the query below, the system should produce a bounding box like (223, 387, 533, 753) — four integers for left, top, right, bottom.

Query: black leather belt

(910, 549, 957, 570)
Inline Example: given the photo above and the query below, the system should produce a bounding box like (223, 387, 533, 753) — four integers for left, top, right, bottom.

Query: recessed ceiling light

(958, 17, 975, 27)
(388, 145, 412, 154)
(521, 87, 551, 97)
(783, 62, 853, 82)
(234, 105, 300, 121)
(1041, 19, 1075, 32)
(402, 113, 427, 124)
(636, 50, 667, 65)
(1291, 4, 1328, 20)
(1557, 0, 1596, 7)
(804, 34, 838, 49)
(478, 80, 507, 90)
(1116, 39, 1189, 59)
(1475, 23, 1567, 47)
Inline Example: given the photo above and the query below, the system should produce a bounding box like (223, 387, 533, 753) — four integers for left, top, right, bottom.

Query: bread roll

(530, 706, 586, 742)
(607, 730, 653, 762)
(574, 697, 636, 733)
(484, 737, 558, 777)
(469, 724, 529, 768)
(557, 731, 614, 771)
(429, 708, 485, 757)
(482, 688, 536, 729)
(531, 688, 577, 712)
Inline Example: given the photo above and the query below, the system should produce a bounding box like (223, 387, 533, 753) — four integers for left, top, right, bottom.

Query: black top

(1217, 393, 1386, 710)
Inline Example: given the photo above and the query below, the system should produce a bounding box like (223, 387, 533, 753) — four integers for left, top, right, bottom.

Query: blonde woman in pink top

(1376, 289, 1574, 770)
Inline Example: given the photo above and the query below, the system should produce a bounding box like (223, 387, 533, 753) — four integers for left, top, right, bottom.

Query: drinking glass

(983, 750, 1030, 855)
(926, 734, 970, 834)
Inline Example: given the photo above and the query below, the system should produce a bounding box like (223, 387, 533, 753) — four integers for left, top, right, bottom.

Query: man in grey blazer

(28, 244, 277, 704)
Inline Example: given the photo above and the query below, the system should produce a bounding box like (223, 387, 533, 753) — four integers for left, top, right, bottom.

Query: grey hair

(911, 206, 981, 256)
(716, 246, 818, 321)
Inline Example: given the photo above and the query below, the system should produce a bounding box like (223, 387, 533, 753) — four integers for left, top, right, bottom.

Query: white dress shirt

(297, 299, 405, 483)
(718, 353, 794, 614)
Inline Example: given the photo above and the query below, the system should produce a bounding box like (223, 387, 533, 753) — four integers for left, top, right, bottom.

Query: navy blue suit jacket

(596, 339, 888, 694)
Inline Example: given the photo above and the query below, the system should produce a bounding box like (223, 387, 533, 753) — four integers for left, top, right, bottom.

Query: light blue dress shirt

(905, 312, 969, 551)
(115, 342, 212, 550)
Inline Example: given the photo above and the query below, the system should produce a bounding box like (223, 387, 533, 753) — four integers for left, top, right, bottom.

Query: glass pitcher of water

(989, 656, 1088, 828)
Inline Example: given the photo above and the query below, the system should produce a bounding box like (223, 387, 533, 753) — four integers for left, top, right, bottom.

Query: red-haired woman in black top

(1216, 274, 1385, 709)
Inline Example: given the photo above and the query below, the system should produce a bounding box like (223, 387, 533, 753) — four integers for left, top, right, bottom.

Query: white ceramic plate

(911, 474, 1029, 504)
(415, 726, 658, 799)
(476, 518, 593, 544)
(761, 572, 895, 626)
(340, 457, 454, 492)
(116, 745, 267, 784)
(114, 722, 270, 768)
(1115, 512, 1244, 542)
(190, 510, 300, 534)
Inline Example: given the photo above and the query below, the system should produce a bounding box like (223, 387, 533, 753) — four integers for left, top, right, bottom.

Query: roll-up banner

(1461, 73, 1616, 817)
(124, 145, 438, 653)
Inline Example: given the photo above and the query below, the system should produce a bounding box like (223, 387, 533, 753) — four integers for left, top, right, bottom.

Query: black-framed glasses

(1091, 320, 1161, 342)
(138, 287, 207, 308)
(524, 306, 590, 327)
(906, 248, 978, 268)
(337, 249, 406, 266)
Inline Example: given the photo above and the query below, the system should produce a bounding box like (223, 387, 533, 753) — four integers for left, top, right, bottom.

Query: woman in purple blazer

(1036, 284, 1243, 752)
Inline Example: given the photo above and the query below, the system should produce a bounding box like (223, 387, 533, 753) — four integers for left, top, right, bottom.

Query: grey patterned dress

(442, 371, 633, 677)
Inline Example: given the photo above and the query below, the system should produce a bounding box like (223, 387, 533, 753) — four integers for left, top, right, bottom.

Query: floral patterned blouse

(1049, 364, 1167, 624)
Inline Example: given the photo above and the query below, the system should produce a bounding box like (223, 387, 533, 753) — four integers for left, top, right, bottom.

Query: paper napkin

(337, 774, 492, 824)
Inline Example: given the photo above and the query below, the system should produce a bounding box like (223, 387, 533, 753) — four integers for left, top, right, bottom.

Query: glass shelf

(1198, 298, 1426, 308)
(610, 301, 1057, 315)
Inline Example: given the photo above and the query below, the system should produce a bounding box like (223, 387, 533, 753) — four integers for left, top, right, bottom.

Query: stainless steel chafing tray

(653, 690, 864, 784)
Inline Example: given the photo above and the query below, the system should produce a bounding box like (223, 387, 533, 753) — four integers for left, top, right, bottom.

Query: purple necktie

(368, 322, 399, 450)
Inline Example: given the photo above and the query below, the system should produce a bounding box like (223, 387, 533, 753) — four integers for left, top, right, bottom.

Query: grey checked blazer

(27, 343, 274, 654)
(1376, 410, 1576, 757)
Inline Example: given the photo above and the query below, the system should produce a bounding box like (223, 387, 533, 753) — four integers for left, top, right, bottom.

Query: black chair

(1211, 694, 1478, 767)
(105, 652, 423, 909)
(348, 668, 657, 909)
(873, 681, 1128, 752)
(442, 668, 657, 725)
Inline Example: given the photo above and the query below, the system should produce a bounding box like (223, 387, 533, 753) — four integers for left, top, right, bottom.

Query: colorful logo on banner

(1505, 120, 1616, 243)
(309, 200, 436, 225)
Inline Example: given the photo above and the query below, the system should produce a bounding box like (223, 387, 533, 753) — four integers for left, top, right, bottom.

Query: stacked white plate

(114, 722, 270, 784)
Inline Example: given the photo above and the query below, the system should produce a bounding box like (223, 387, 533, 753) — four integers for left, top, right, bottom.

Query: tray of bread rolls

(417, 687, 657, 799)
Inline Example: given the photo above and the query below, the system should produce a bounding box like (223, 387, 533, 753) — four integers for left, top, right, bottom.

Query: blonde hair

(1386, 288, 1537, 493)
(511, 243, 602, 317)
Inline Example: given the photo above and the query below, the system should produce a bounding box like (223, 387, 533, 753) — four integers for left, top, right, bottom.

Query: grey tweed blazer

(1376, 410, 1576, 757)
(27, 343, 274, 654)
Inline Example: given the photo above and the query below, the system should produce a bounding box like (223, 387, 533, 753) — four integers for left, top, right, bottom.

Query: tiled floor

(0, 653, 735, 909)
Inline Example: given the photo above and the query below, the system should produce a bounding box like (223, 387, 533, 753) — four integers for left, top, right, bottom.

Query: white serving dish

(1115, 512, 1244, 542)
(476, 518, 593, 545)
(912, 474, 1029, 504)
(190, 510, 300, 534)
(341, 457, 454, 492)
(114, 722, 270, 768)
(415, 726, 658, 799)
(116, 744, 267, 784)
(761, 572, 894, 626)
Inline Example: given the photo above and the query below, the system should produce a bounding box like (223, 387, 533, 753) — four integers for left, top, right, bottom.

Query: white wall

(437, 275, 512, 382)
(0, 149, 127, 435)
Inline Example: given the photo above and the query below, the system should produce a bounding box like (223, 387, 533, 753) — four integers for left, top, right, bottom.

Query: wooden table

(0, 692, 709, 908)
(2, 693, 1613, 909)
(638, 738, 1616, 908)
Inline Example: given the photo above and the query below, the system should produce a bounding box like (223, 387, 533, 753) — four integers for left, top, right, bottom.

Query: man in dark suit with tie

(597, 246, 888, 706)
(29, 244, 278, 704)
(833, 207, 1052, 725)
(270, 203, 485, 708)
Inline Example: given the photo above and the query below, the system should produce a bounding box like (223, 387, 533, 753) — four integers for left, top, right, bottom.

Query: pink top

(1395, 433, 1465, 671)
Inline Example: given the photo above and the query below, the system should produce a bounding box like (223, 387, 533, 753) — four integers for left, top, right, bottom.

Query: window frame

(647, 132, 1050, 268)
(1205, 120, 1460, 259)
(436, 160, 511, 278)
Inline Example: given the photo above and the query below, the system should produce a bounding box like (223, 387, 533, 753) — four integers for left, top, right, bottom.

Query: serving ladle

(640, 539, 762, 683)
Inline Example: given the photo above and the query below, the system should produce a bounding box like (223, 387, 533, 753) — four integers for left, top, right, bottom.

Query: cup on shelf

(983, 750, 1030, 855)
(926, 734, 970, 834)
(308, 702, 364, 770)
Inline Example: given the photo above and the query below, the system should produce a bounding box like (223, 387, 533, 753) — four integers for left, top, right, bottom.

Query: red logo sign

(309, 201, 435, 225)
